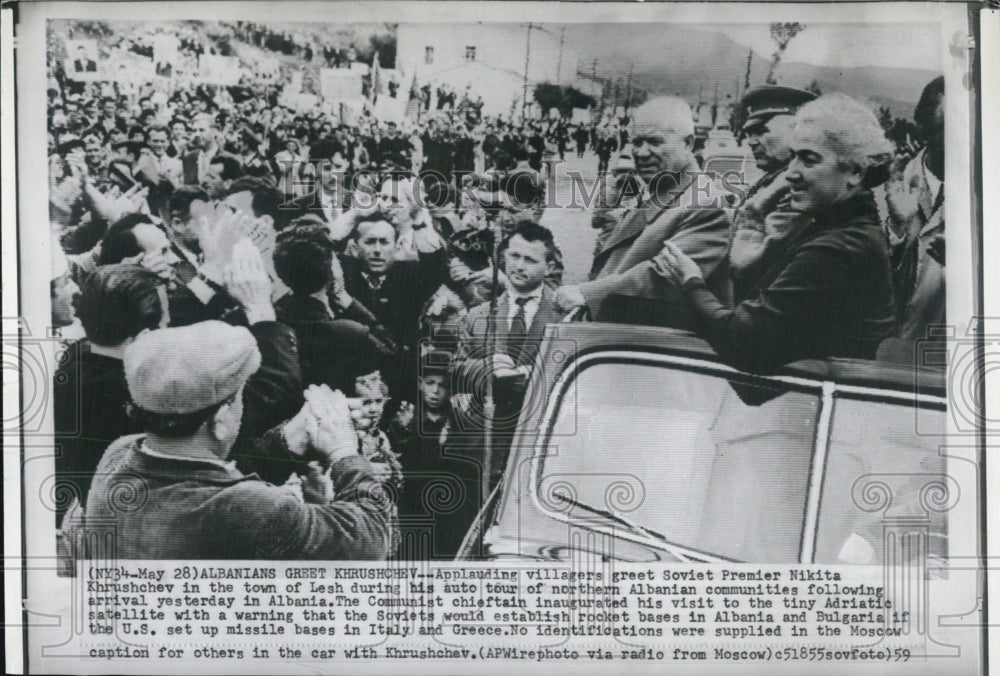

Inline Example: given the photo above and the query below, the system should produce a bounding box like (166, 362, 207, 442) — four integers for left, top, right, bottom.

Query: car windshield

(540, 360, 821, 562)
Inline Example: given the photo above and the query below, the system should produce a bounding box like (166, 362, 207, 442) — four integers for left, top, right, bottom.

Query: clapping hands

(283, 384, 359, 464)
(224, 239, 275, 324)
(198, 208, 254, 284)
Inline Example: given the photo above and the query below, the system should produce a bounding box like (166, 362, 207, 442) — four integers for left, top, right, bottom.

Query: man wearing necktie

(339, 209, 449, 398)
(451, 221, 566, 488)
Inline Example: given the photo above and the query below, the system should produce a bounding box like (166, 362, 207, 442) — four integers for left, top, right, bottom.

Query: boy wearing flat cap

(83, 320, 390, 560)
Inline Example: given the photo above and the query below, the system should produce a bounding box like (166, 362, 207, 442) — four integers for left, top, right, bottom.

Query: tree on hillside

(877, 105, 894, 131)
(533, 83, 564, 118)
(368, 31, 396, 68)
(765, 22, 805, 85)
(560, 86, 596, 117)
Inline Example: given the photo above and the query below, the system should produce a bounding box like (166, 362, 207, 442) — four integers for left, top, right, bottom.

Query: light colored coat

(579, 165, 732, 314)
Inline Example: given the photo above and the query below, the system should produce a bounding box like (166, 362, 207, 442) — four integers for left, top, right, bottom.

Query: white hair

(793, 93, 893, 169)
(632, 96, 695, 139)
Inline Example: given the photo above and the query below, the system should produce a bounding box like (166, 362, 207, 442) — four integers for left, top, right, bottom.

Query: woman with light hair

(653, 93, 897, 374)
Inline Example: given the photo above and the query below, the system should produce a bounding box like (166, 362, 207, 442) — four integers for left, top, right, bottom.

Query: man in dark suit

(340, 209, 448, 396)
(451, 221, 566, 488)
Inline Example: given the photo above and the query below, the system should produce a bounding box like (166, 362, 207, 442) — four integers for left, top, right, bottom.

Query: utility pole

(624, 62, 633, 111)
(556, 26, 566, 83)
(522, 22, 533, 121)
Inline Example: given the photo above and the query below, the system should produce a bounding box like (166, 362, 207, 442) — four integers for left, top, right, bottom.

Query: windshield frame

(526, 349, 947, 563)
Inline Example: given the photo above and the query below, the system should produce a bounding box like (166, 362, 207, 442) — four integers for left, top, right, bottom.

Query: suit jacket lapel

(529, 290, 560, 340)
(594, 172, 696, 259)
(491, 294, 510, 355)
(598, 206, 650, 257)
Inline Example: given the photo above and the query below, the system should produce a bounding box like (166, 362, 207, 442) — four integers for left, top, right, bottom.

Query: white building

(396, 23, 580, 117)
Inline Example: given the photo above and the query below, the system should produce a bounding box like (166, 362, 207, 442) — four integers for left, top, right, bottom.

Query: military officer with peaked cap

(728, 85, 818, 303)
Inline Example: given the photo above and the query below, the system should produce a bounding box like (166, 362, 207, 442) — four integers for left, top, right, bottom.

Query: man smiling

(652, 94, 897, 373)
(554, 96, 731, 327)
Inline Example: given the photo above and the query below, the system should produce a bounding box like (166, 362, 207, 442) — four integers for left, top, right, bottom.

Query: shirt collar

(138, 439, 240, 473)
(921, 152, 943, 203)
(362, 271, 386, 289)
(508, 286, 544, 304)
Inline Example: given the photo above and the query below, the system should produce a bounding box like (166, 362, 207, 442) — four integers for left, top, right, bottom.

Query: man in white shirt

(142, 126, 183, 185)
(450, 220, 567, 490)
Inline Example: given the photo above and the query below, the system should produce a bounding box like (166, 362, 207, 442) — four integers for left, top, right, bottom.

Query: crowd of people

(47, 23, 945, 563)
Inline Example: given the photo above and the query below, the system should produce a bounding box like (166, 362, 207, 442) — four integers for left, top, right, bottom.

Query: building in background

(397, 23, 581, 118)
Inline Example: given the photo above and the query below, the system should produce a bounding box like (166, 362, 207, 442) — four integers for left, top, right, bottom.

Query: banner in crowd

(320, 67, 363, 102)
(198, 54, 241, 84)
(105, 50, 157, 83)
(152, 32, 180, 68)
(63, 39, 102, 81)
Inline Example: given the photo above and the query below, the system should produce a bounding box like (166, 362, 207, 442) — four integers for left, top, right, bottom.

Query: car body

(458, 322, 948, 564)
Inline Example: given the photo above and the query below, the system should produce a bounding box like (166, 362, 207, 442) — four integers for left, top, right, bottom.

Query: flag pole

(481, 208, 503, 507)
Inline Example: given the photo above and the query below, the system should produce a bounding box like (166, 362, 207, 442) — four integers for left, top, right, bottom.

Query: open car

(457, 322, 948, 564)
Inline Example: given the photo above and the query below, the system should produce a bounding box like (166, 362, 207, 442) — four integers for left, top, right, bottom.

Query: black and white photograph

(5, 1, 993, 674)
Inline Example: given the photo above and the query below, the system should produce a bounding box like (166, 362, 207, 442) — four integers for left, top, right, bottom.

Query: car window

(813, 397, 948, 565)
(538, 360, 821, 562)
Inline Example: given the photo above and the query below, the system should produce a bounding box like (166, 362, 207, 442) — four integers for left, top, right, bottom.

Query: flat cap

(741, 85, 817, 132)
(124, 321, 261, 415)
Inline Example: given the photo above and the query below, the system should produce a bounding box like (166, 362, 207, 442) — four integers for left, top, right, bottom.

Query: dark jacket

(53, 321, 302, 524)
(451, 287, 565, 391)
(274, 293, 397, 393)
(681, 192, 896, 374)
(580, 169, 732, 328)
(53, 346, 130, 524)
(341, 249, 449, 350)
(83, 433, 389, 559)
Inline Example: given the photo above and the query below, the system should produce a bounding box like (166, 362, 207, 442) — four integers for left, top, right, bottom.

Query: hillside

(565, 23, 939, 118)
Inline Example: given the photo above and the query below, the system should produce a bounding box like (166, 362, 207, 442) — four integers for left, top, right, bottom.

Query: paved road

(539, 151, 601, 285)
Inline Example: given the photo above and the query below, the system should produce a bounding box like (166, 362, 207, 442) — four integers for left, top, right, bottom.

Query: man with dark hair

(162, 185, 211, 254)
(224, 175, 297, 231)
(451, 221, 566, 489)
(342, 209, 449, 350)
(99, 213, 180, 273)
(879, 75, 945, 348)
(80, 321, 388, 560)
(377, 121, 413, 174)
(139, 125, 183, 187)
(53, 264, 168, 526)
(97, 97, 125, 134)
(167, 118, 189, 159)
(72, 44, 97, 73)
(341, 209, 449, 397)
(98, 212, 245, 329)
(273, 224, 397, 392)
(81, 128, 114, 191)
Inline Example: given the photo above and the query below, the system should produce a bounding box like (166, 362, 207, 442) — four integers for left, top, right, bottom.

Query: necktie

(507, 297, 530, 362)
